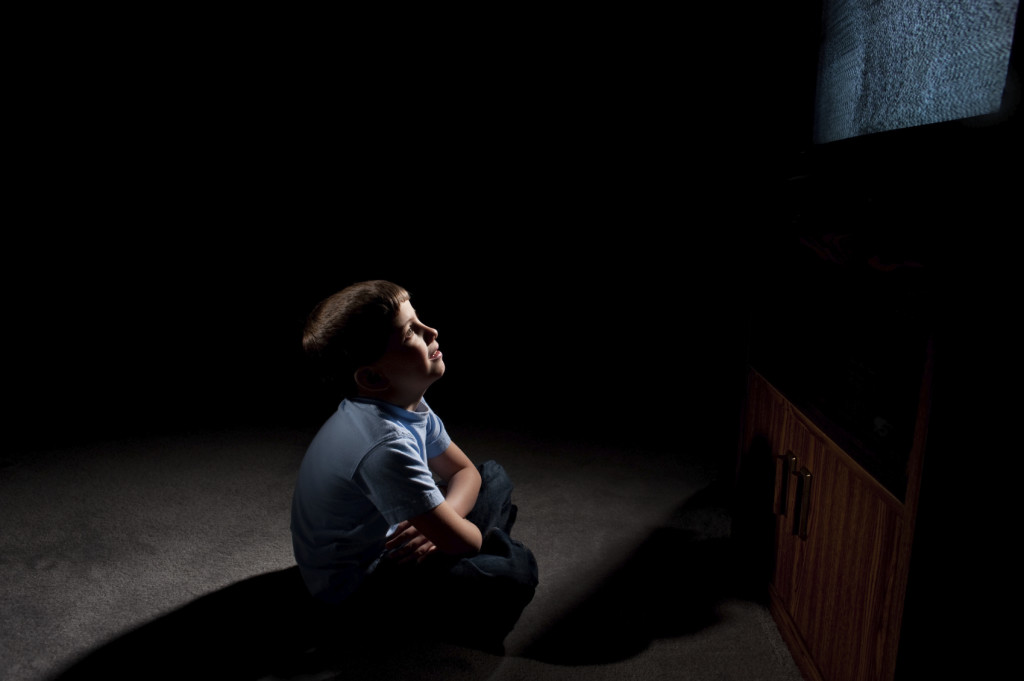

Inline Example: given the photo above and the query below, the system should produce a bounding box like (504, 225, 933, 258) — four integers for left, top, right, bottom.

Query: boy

(291, 280, 537, 650)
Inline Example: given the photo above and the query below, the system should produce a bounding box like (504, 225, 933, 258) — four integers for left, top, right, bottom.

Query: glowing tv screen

(813, 0, 1019, 144)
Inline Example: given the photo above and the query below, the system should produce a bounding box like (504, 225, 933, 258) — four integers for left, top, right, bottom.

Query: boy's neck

(357, 388, 425, 412)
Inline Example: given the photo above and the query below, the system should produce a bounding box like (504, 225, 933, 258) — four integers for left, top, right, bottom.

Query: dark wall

(11, 10, 820, 456)
(9, 220, 755, 455)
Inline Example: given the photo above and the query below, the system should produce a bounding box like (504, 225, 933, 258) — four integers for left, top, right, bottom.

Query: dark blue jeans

(320, 461, 538, 650)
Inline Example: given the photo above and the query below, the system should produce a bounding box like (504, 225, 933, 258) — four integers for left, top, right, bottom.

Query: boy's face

(371, 300, 445, 404)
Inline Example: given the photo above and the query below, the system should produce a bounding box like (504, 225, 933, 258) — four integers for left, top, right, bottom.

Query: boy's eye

(405, 326, 415, 339)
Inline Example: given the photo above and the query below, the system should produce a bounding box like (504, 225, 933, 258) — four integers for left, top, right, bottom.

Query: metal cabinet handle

(775, 452, 798, 515)
(791, 466, 813, 539)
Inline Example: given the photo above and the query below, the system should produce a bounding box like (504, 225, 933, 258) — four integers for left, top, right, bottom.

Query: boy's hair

(302, 280, 410, 395)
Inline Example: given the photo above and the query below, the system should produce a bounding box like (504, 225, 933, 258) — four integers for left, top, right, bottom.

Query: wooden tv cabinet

(739, 365, 930, 681)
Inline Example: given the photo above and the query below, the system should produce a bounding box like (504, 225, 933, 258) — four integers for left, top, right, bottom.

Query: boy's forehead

(393, 300, 416, 325)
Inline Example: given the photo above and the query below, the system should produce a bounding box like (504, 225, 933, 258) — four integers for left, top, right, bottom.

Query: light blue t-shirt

(290, 397, 450, 603)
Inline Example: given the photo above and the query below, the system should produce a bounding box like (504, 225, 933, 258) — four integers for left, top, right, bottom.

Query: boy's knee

(455, 528, 539, 590)
(478, 460, 512, 493)
(467, 460, 518, 536)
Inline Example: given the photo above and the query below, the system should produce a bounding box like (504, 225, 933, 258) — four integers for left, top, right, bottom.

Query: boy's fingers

(385, 521, 413, 549)
(415, 545, 437, 563)
(392, 536, 430, 564)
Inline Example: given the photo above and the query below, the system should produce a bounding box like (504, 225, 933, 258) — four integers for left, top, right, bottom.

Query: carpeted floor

(2, 417, 805, 681)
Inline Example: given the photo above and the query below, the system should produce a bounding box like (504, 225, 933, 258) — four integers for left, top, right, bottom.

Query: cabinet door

(735, 372, 791, 588)
(774, 411, 906, 681)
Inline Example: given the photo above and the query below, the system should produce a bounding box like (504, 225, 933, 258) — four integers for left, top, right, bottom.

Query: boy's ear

(354, 366, 390, 392)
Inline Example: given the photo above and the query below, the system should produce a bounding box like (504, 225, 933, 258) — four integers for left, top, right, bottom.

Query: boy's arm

(405, 501, 482, 556)
(384, 442, 483, 562)
(385, 500, 482, 562)
(427, 442, 481, 517)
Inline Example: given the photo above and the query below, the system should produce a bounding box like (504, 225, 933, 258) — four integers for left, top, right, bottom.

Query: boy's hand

(384, 520, 437, 564)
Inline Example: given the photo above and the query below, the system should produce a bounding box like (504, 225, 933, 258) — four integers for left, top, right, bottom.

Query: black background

(8, 7, 822, 455)
(7, 4, 1016, 464)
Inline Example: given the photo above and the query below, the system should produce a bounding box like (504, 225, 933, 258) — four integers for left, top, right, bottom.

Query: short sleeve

(424, 408, 452, 459)
(354, 437, 445, 525)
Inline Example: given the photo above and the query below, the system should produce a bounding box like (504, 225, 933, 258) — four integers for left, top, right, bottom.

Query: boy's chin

(418, 369, 444, 391)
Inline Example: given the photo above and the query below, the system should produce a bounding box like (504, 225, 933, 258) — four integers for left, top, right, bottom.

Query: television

(813, 0, 1019, 145)
(747, 0, 1020, 500)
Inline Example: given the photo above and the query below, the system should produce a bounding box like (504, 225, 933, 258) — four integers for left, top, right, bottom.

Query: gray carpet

(2, 419, 804, 681)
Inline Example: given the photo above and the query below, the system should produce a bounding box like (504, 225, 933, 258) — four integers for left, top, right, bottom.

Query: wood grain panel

(746, 370, 912, 681)
(785, 418, 904, 681)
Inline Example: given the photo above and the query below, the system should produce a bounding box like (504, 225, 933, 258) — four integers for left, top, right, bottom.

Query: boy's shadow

(50, 566, 509, 681)
(520, 480, 768, 666)
(49, 479, 769, 676)
(49, 566, 331, 680)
